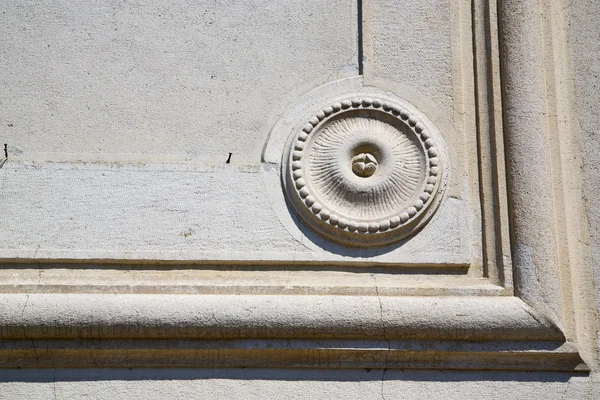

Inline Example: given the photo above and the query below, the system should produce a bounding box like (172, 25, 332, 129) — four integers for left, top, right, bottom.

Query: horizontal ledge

(0, 294, 563, 341)
(0, 266, 501, 297)
(0, 258, 471, 269)
(0, 339, 585, 371)
(0, 252, 471, 268)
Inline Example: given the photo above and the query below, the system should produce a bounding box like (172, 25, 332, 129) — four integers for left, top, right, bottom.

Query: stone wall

(1, 0, 599, 398)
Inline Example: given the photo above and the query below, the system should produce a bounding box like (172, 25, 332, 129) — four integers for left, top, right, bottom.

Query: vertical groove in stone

(357, 0, 364, 75)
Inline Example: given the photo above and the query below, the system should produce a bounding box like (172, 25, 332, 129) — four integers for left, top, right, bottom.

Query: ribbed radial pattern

(307, 116, 423, 220)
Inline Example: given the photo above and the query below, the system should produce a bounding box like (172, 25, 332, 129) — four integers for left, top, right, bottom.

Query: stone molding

(0, 0, 595, 373)
(0, 294, 584, 370)
(0, 294, 561, 341)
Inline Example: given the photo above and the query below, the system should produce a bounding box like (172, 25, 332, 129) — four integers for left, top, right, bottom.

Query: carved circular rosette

(282, 95, 448, 247)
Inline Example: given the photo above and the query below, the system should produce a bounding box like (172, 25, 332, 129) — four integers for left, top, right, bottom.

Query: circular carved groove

(283, 96, 448, 247)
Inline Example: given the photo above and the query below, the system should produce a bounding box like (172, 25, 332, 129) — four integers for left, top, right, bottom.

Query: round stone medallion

(282, 95, 448, 247)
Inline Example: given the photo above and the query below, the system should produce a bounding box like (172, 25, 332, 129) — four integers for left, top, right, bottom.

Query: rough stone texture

(0, 161, 470, 264)
(0, 0, 480, 265)
(365, 0, 454, 120)
(569, 0, 600, 359)
(0, 294, 560, 341)
(0, 369, 598, 400)
(0, 0, 357, 162)
(1, 0, 600, 398)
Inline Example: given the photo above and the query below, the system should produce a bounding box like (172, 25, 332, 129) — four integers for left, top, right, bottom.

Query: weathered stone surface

(0, 161, 470, 264)
(0, 0, 599, 397)
(281, 93, 448, 247)
(1, 369, 598, 400)
(0, 0, 358, 162)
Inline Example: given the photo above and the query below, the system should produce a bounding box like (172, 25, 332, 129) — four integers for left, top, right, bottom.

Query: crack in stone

(20, 294, 40, 362)
(372, 274, 390, 400)
(20, 271, 43, 363)
(52, 368, 58, 400)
